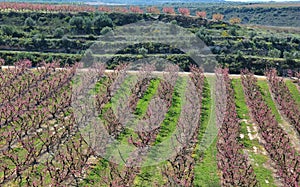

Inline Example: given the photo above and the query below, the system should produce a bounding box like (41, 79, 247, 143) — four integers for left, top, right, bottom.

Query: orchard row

(0, 2, 234, 22)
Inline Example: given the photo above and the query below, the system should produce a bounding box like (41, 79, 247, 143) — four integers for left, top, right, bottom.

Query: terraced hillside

(0, 3, 300, 74)
(0, 2, 300, 186)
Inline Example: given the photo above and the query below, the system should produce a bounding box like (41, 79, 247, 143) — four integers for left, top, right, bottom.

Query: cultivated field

(0, 2, 300, 186)
(0, 61, 299, 186)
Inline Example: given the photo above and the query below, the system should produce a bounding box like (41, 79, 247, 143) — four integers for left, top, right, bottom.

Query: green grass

(95, 75, 138, 162)
(134, 79, 161, 118)
(193, 77, 220, 187)
(82, 159, 110, 186)
(134, 165, 166, 186)
(105, 78, 161, 163)
(285, 80, 300, 106)
(231, 79, 250, 120)
(134, 77, 187, 186)
(231, 78, 276, 187)
(99, 75, 136, 126)
(194, 139, 220, 187)
(249, 153, 276, 187)
(154, 77, 187, 145)
(257, 80, 283, 123)
(83, 77, 162, 186)
(231, 79, 252, 148)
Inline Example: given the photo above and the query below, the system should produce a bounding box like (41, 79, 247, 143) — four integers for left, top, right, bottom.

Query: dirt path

(1, 66, 268, 79)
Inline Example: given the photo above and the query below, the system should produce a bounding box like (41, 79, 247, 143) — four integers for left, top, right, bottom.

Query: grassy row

(257, 80, 283, 123)
(134, 77, 187, 186)
(134, 79, 161, 117)
(105, 78, 162, 163)
(258, 79, 300, 149)
(82, 75, 137, 185)
(154, 77, 187, 145)
(231, 78, 276, 187)
(285, 80, 300, 106)
(193, 77, 220, 187)
(83, 77, 160, 186)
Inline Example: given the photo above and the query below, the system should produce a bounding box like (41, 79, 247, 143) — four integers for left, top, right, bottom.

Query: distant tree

(32, 34, 46, 49)
(84, 18, 93, 34)
(268, 48, 281, 58)
(221, 30, 229, 37)
(293, 51, 300, 58)
(249, 31, 256, 39)
(1, 25, 15, 36)
(212, 13, 224, 21)
(178, 8, 190, 16)
(291, 37, 300, 44)
(146, 6, 160, 14)
(283, 51, 293, 60)
(113, 7, 128, 13)
(163, 7, 175, 15)
(138, 47, 148, 56)
(37, 16, 47, 25)
(62, 35, 70, 51)
(196, 26, 213, 45)
(24, 17, 36, 28)
(236, 50, 244, 61)
(170, 20, 177, 25)
(53, 28, 64, 38)
(229, 17, 241, 24)
(93, 14, 113, 32)
(69, 16, 84, 33)
(101, 26, 112, 35)
(98, 6, 111, 12)
(196, 11, 206, 19)
(130, 6, 143, 14)
(229, 27, 237, 36)
(0, 58, 4, 66)
(84, 49, 94, 67)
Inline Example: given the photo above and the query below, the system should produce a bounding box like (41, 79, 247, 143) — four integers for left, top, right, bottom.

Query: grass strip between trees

(231, 78, 276, 187)
(83, 76, 159, 185)
(285, 80, 300, 106)
(257, 80, 283, 123)
(134, 77, 187, 186)
(193, 77, 220, 187)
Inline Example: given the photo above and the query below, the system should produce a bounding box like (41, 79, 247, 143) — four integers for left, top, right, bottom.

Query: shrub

(138, 47, 148, 56)
(212, 13, 224, 21)
(178, 8, 190, 16)
(196, 11, 206, 18)
(93, 14, 113, 31)
(69, 16, 84, 31)
(24, 17, 36, 28)
(170, 20, 177, 25)
(1, 25, 15, 36)
(146, 6, 160, 14)
(163, 7, 175, 15)
(100, 26, 112, 35)
(268, 49, 281, 58)
(229, 17, 241, 24)
(53, 28, 64, 38)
